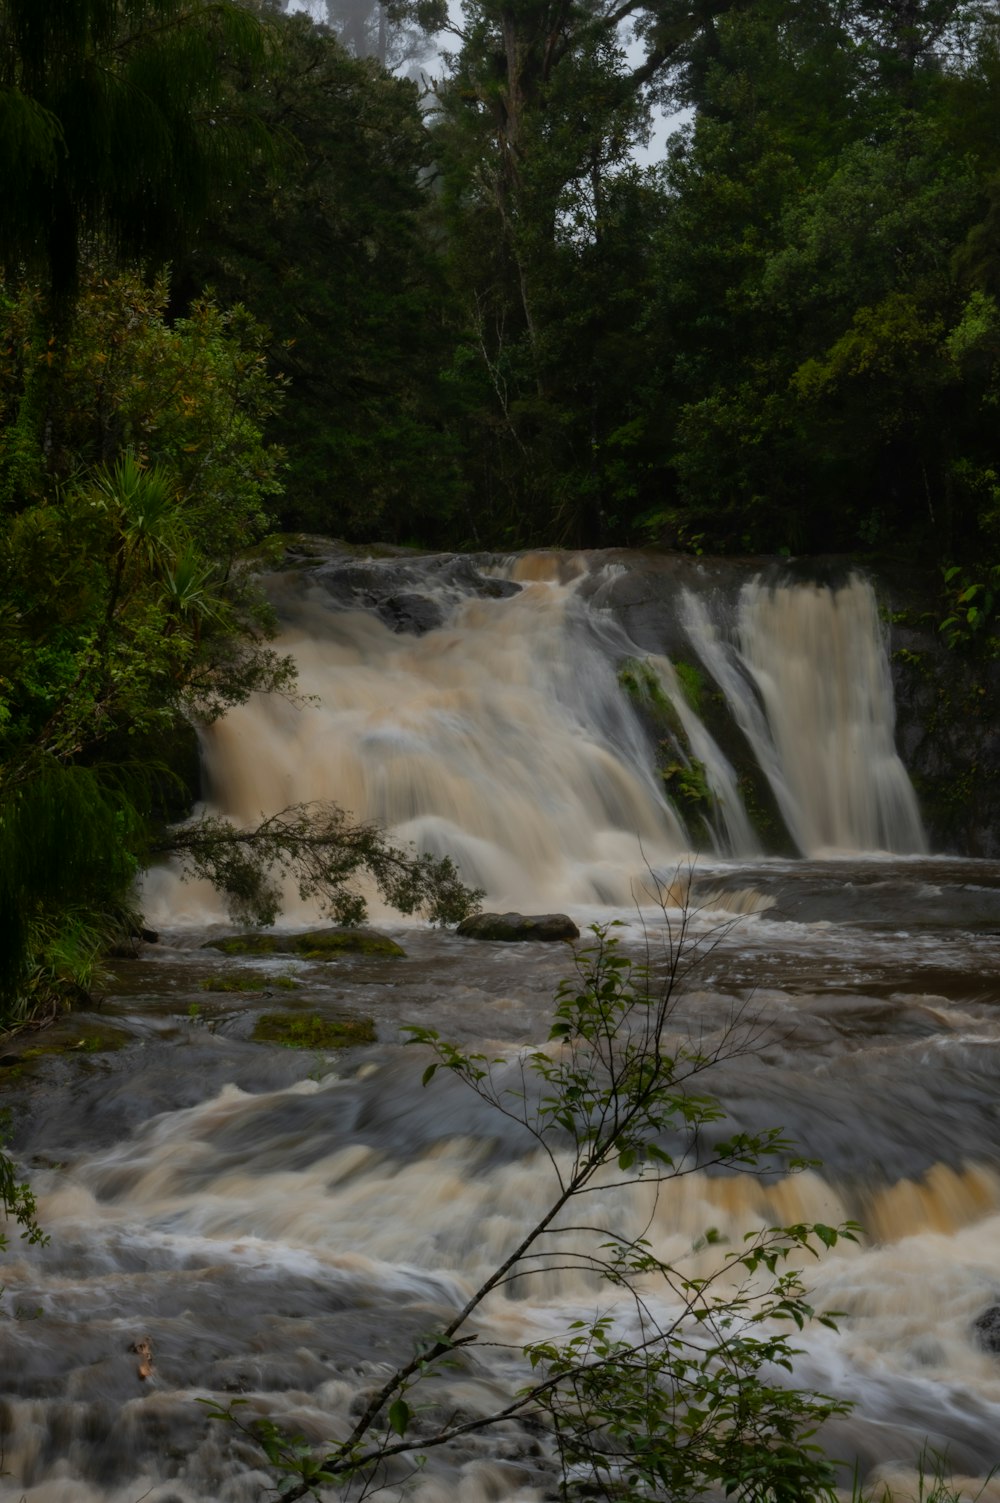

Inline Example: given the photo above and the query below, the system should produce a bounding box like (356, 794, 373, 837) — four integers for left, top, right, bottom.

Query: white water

(197, 574, 686, 914)
(681, 574, 926, 857)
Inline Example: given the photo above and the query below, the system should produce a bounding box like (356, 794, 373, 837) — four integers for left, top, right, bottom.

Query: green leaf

(388, 1398, 411, 1436)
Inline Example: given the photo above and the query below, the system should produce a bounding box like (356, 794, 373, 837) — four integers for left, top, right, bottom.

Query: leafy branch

(158, 801, 484, 928)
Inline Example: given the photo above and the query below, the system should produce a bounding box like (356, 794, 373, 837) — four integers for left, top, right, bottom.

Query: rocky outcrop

(310, 551, 521, 636)
(882, 567, 1000, 858)
(456, 912, 580, 942)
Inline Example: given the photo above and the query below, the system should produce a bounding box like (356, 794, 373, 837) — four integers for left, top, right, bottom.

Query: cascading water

(151, 553, 924, 928)
(680, 573, 926, 858)
(5, 548, 1000, 1503)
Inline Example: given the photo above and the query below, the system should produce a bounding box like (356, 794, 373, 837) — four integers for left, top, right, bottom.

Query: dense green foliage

(0, 262, 298, 1019)
(151, 0, 999, 561)
(0, 0, 270, 304)
(176, 3, 464, 540)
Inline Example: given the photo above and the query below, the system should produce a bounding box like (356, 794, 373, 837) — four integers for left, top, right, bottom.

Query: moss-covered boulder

(200, 974, 299, 993)
(204, 928, 406, 960)
(251, 1011, 376, 1049)
(13, 1024, 132, 1060)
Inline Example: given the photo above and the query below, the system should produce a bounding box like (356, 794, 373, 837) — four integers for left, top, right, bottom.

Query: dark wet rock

(885, 565, 1000, 857)
(309, 551, 521, 636)
(378, 592, 445, 635)
(107, 925, 160, 959)
(974, 1305, 1000, 1353)
(456, 911, 580, 942)
(204, 927, 406, 959)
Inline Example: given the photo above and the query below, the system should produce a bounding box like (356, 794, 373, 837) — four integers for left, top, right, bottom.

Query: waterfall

(198, 568, 689, 912)
(158, 553, 925, 923)
(681, 573, 926, 857)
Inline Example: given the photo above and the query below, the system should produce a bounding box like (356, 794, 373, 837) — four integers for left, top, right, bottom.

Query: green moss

(200, 973, 299, 993)
(660, 756, 712, 810)
(19, 1027, 129, 1058)
(618, 656, 669, 712)
(205, 928, 405, 960)
(206, 934, 279, 957)
(618, 656, 687, 744)
(287, 929, 405, 960)
(674, 660, 706, 714)
(252, 1011, 376, 1049)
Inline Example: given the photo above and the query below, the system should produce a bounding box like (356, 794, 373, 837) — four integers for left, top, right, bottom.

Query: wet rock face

(882, 567, 1000, 858)
(310, 551, 521, 635)
(456, 912, 580, 942)
(596, 552, 1000, 859)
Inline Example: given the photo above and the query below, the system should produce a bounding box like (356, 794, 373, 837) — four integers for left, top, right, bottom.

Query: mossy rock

(200, 974, 299, 993)
(286, 929, 405, 960)
(18, 1026, 131, 1059)
(204, 933, 281, 957)
(251, 1011, 376, 1049)
(204, 928, 406, 960)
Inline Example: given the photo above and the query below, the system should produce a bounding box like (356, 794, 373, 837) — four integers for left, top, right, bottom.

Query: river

(1, 549, 999, 1502)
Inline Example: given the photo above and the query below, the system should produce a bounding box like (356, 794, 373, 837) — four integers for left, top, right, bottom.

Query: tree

(161, 801, 481, 927)
(0, 0, 269, 308)
(177, 5, 464, 542)
(633, 0, 1000, 557)
(211, 915, 856, 1502)
(320, 0, 434, 71)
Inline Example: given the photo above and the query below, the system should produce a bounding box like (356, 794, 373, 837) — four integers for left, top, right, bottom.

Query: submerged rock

(252, 1011, 376, 1048)
(456, 912, 579, 942)
(204, 928, 406, 959)
(973, 1306, 1000, 1353)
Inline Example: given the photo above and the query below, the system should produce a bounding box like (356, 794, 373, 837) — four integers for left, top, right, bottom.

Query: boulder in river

(456, 912, 579, 942)
(204, 928, 406, 959)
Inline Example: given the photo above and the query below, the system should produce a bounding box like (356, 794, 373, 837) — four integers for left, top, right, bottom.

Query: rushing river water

(2, 551, 999, 1502)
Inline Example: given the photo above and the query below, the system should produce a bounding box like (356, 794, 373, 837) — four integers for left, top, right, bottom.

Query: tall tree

(419, 0, 745, 543)
(629, 0, 1000, 557)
